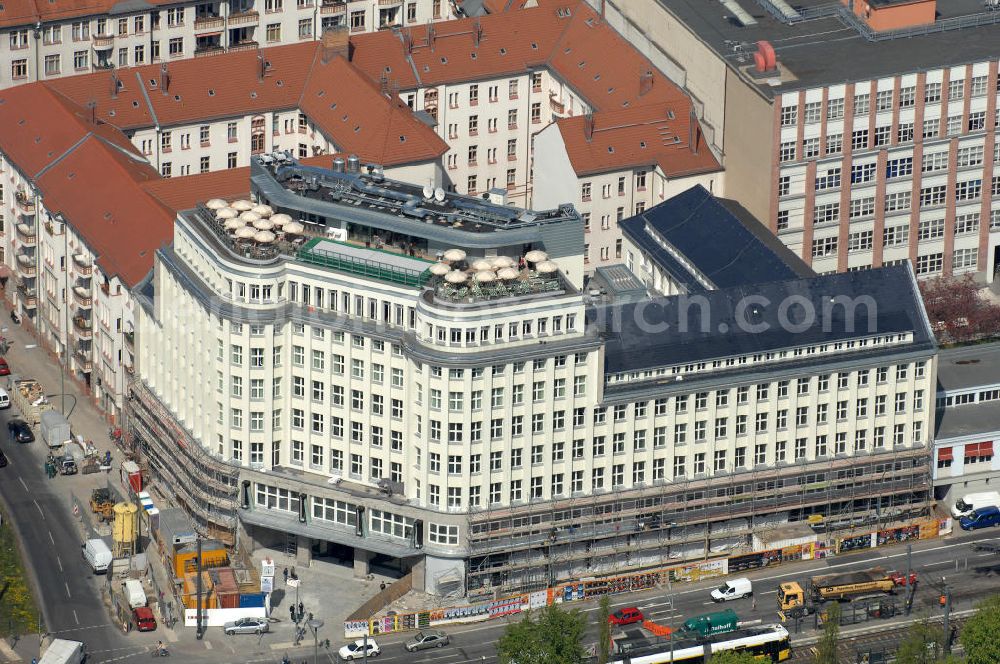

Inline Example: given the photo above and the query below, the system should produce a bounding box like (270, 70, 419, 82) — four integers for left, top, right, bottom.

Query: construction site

(466, 446, 932, 597)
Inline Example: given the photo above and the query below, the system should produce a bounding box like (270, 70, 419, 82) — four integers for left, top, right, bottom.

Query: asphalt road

(0, 407, 133, 660)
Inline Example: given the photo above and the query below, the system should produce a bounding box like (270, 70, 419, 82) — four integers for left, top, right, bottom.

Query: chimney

(320, 26, 350, 63)
(257, 53, 266, 82)
(688, 108, 700, 155)
(427, 25, 436, 51)
(639, 71, 653, 97)
(473, 20, 482, 48)
(584, 113, 594, 142)
(110, 72, 120, 99)
(159, 63, 170, 95)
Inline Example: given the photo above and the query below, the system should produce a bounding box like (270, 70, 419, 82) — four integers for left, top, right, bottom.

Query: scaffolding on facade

(125, 379, 241, 545)
(466, 446, 930, 596)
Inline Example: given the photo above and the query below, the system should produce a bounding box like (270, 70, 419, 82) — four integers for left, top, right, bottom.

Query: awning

(965, 441, 994, 457)
(937, 447, 953, 462)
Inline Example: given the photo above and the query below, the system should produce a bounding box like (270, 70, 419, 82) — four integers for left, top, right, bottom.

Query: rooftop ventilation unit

(719, 0, 759, 26)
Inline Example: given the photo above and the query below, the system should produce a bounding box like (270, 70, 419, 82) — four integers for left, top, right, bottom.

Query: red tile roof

(142, 168, 252, 213)
(555, 104, 720, 177)
(37, 136, 175, 287)
(348, 0, 720, 176)
(0, 0, 175, 30)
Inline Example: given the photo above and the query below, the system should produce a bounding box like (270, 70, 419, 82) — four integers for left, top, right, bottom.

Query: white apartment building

(932, 342, 1000, 508)
(128, 155, 937, 596)
(0, 0, 455, 90)
(347, 0, 722, 271)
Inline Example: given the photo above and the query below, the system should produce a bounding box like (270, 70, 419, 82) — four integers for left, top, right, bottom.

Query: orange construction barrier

(643, 620, 673, 637)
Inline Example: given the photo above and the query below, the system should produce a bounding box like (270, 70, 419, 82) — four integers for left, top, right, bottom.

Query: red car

(0, 357, 9, 376)
(888, 570, 918, 587)
(133, 606, 157, 632)
(609, 607, 644, 626)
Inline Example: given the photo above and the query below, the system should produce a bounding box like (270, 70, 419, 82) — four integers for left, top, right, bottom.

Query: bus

(611, 624, 791, 663)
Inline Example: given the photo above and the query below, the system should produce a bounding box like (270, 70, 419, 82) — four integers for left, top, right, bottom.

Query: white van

(710, 577, 753, 602)
(123, 579, 147, 609)
(0, 387, 9, 409)
(38, 638, 85, 664)
(82, 538, 113, 574)
(951, 491, 1000, 519)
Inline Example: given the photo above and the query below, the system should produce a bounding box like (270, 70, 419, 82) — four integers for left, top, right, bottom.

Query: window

(948, 78, 965, 101)
(815, 203, 840, 225)
(43, 54, 61, 76)
(915, 252, 944, 275)
(812, 236, 838, 258)
(957, 145, 984, 168)
(11, 60, 27, 79)
(922, 118, 940, 139)
(802, 138, 820, 159)
(854, 93, 870, 115)
(874, 125, 891, 146)
(803, 101, 822, 123)
(898, 86, 915, 108)
(875, 89, 893, 111)
(849, 197, 875, 219)
(919, 185, 947, 207)
(953, 247, 978, 270)
(827, 97, 844, 120)
(780, 105, 797, 126)
(884, 191, 911, 213)
(955, 179, 982, 201)
(897, 122, 914, 143)
(885, 157, 912, 179)
(851, 129, 869, 150)
(924, 82, 942, 103)
(826, 133, 843, 154)
(851, 162, 877, 184)
(168, 37, 183, 56)
(815, 168, 841, 191)
(779, 142, 796, 162)
(73, 50, 89, 70)
(847, 230, 873, 252)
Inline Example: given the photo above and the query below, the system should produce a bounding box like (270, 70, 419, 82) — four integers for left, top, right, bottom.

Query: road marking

(33, 500, 44, 518)
(204, 641, 213, 650)
(64, 582, 72, 599)
(73, 610, 79, 625)
(56, 556, 63, 573)
(701, 601, 716, 605)
(48, 530, 54, 545)
(18, 476, 27, 491)
(924, 560, 951, 568)
(760, 590, 778, 595)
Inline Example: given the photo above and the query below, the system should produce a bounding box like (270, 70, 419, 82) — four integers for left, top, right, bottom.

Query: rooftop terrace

(654, 0, 1000, 96)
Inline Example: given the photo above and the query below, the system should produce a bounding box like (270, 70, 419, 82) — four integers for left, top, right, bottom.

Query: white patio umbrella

(474, 270, 496, 283)
(270, 213, 293, 226)
(235, 226, 256, 239)
(445, 270, 468, 284)
(443, 248, 467, 262)
(231, 200, 254, 211)
(497, 267, 519, 280)
(252, 204, 274, 217)
(283, 221, 305, 234)
(215, 207, 238, 220)
(206, 198, 228, 210)
(224, 218, 244, 231)
(239, 211, 261, 224)
(471, 259, 493, 271)
(535, 260, 559, 274)
(254, 230, 276, 243)
(491, 256, 515, 268)
(525, 249, 549, 263)
(253, 218, 274, 231)
(429, 263, 451, 276)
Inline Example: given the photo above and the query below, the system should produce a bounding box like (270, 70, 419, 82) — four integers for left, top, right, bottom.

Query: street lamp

(306, 618, 324, 664)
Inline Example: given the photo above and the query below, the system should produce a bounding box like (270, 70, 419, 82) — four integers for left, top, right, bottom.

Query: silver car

(223, 617, 269, 635)
(404, 630, 450, 652)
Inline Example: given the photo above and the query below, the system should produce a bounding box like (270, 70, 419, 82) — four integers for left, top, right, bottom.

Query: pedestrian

(283, 567, 289, 584)
(298, 601, 303, 618)
(380, 581, 386, 592)
(752, 595, 757, 610)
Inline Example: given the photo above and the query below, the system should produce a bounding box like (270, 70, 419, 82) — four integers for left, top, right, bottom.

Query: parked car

(404, 630, 450, 652)
(960, 505, 1000, 531)
(223, 617, 269, 635)
(338, 639, 380, 660)
(608, 607, 644, 626)
(133, 606, 157, 632)
(7, 419, 33, 443)
(0, 357, 10, 376)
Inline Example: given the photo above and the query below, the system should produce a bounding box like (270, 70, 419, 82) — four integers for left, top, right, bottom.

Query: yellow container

(112, 502, 138, 545)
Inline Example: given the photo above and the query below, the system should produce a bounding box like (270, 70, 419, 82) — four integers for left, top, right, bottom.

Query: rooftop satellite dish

(434, 187, 446, 202)
(422, 184, 434, 199)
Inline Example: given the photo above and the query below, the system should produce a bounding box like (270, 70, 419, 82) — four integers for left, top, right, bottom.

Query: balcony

(15, 254, 35, 277)
(16, 284, 36, 309)
(74, 350, 93, 373)
(228, 40, 259, 52)
(15, 223, 36, 245)
(378, 0, 401, 5)
(73, 316, 93, 339)
(227, 10, 259, 25)
(194, 15, 225, 30)
(124, 330, 135, 348)
(73, 286, 93, 308)
(91, 34, 114, 49)
(72, 254, 92, 275)
(320, 0, 345, 14)
(550, 95, 565, 115)
(14, 190, 34, 212)
(195, 45, 226, 57)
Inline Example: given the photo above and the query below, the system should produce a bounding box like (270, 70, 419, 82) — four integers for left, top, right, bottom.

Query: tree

(919, 274, 1000, 345)
(894, 617, 945, 664)
(707, 651, 761, 664)
(960, 594, 1000, 664)
(597, 595, 612, 664)
(813, 602, 841, 664)
(497, 603, 587, 664)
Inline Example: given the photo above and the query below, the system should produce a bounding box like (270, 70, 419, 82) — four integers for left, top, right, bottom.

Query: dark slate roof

(619, 185, 813, 292)
(595, 264, 934, 375)
(936, 342, 1000, 391)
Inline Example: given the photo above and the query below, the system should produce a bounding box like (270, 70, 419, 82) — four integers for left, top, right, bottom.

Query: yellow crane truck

(778, 567, 914, 618)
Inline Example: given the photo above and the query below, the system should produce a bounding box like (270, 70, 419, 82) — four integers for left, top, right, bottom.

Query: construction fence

(342, 515, 950, 637)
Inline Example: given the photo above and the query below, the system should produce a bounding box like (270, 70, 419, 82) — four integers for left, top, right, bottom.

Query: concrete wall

(720, 68, 776, 225)
(590, 0, 728, 152)
(531, 125, 578, 211)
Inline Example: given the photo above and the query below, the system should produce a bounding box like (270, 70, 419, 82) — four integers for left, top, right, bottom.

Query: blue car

(960, 505, 1000, 531)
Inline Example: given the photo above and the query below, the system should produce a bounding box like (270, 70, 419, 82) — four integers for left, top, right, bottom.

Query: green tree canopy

(497, 603, 588, 664)
(961, 594, 1000, 664)
(707, 650, 763, 664)
(813, 602, 842, 664)
(597, 595, 612, 664)
(894, 618, 944, 664)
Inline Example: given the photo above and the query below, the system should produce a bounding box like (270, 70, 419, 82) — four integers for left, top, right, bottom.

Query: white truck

(39, 410, 71, 450)
(951, 491, 1000, 519)
(38, 638, 86, 664)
